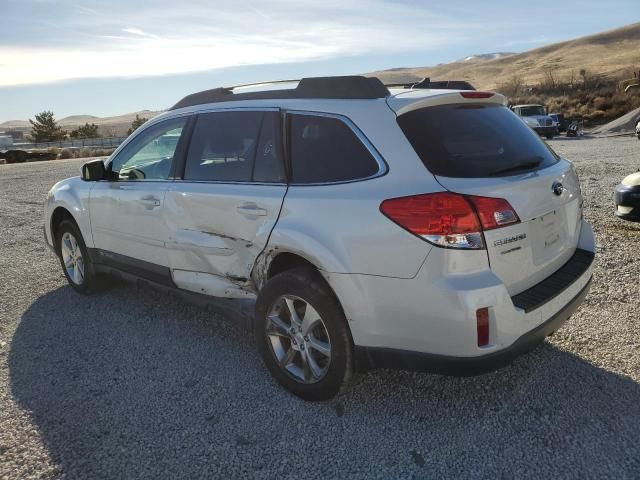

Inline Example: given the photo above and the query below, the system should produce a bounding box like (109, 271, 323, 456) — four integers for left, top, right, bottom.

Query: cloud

(121, 27, 158, 38)
(0, 0, 474, 86)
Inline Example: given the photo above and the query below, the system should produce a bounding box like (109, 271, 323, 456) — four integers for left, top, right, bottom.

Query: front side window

(289, 114, 380, 184)
(110, 117, 186, 180)
(185, 111, 283, 182)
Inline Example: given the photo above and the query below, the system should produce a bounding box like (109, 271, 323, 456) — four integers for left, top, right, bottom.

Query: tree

(127, 114, 148, 135)
(29, 111, 66, 142)
(70, 122, 100, 139)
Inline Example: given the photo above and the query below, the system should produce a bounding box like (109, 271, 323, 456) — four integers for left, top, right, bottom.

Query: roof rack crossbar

(170, 76, 389, 110)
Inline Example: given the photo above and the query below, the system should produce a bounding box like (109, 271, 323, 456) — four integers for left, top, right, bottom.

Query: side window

(184, 111, 264, 182)
(110, 117, 186, 180)
(289, 114, 380, 184)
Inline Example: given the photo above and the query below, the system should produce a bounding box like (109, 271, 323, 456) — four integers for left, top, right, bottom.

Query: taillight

(460, 91, 495, 99)
(468, 195, 520, 230)
(379, 192, 519, 249)
(476, 307, 490, 346)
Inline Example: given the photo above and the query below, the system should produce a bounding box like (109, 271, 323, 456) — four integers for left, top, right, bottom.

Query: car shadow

(9, 284, 640, 478)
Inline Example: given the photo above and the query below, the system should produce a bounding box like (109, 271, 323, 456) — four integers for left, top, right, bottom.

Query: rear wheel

(545, 133, 554, 139)
(254, 267, 354, 401)
(56, 219, 102, 294)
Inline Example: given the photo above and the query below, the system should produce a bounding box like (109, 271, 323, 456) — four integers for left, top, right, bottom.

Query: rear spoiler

(387, 90, 507, 116)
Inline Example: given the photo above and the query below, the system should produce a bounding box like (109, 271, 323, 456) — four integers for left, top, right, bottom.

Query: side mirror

(81, 159, 107, 181)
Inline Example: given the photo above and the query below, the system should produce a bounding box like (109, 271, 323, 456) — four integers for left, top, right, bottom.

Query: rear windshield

(397, 104, 559, 178)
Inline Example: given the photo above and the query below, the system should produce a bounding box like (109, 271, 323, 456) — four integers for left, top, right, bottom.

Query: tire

(56, 219, 102, 294)
(254, 267, 354, 401)
(545, 133, 554, 139)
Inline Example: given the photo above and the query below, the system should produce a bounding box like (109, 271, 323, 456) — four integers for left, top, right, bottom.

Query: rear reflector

(460, 91, 495, 99)
(379, 192, 519, 249)
(476, 308, 490, 346)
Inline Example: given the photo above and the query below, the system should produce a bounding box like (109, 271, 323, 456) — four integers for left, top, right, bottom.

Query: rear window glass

(397, 104, 559, 178)
(289, 114, 380, 184)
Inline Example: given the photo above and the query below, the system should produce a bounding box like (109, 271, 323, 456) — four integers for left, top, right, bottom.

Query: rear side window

(185, 111, 284, 182)
(289, 114, 380, 184)
(397, 104, 559, 178)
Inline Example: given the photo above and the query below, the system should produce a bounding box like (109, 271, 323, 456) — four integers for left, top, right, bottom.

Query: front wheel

(56, 219, 102, 294)
(254, 267, 354, 401)
(545, 133, 554, 139)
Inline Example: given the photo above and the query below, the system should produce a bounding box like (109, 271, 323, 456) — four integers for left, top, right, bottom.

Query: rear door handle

(139, 195, 161, 208)
(236, 202, 267, 217)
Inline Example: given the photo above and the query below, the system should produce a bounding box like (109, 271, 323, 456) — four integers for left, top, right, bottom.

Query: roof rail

(170, 76, 390, 110)
(385, 77, 476, 91)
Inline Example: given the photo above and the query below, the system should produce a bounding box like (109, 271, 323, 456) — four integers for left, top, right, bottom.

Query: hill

(369, 22, 640, 90)
(58, 115, 100, 125)
(0, 110, 164, 137)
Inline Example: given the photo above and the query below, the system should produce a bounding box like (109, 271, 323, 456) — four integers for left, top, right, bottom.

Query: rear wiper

(490, 159, 542, 176)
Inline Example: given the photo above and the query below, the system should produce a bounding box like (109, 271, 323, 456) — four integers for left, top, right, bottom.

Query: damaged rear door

(164, 109, 287, 297)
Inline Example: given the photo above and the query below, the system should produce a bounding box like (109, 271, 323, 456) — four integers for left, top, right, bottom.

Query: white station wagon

(44, 76, 595, 400)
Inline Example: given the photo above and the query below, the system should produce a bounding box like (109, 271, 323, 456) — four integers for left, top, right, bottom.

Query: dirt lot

(1, 137, 639, 479)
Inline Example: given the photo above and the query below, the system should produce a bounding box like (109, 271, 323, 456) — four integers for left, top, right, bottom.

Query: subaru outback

(44, 76, 595, 400)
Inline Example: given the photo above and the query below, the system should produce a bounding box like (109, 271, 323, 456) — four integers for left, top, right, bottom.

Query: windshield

(519, 106, 546, 116)
(397, 104, 559, 178)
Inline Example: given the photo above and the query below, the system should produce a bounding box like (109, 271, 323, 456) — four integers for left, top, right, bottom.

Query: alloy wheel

(265, 295, 332, 384)
(60, 231, 85, 285)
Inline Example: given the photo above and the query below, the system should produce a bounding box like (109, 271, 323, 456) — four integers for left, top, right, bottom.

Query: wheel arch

(252, 249, 360, 375)
(50, 207, 81, 252)
(251, 250, 353, 333)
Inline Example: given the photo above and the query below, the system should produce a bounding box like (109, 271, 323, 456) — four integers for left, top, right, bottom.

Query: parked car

(614, 172, 640, 221)
(44, 76, 595, 400)
(548, 113, 569, 133)
(636, 119, 640, 140)
(511, 104, 556, 139)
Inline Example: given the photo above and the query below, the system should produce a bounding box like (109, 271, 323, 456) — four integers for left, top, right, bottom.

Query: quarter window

(185, 111, 284, 183)
(289, 114, 380, 184)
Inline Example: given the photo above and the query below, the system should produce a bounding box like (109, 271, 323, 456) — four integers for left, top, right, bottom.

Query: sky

(0, 0, 638, 122)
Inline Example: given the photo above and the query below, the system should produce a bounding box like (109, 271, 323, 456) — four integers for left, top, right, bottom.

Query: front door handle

(236, 202, 267, 217)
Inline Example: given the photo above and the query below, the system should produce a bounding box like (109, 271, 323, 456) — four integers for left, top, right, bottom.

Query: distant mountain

(0, 110, 164, 137)
(369, 22, 640, 90)
(58, 115, 100, 125)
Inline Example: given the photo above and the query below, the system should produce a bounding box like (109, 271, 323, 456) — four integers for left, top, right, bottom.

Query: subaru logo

(552, 181, 564, 196)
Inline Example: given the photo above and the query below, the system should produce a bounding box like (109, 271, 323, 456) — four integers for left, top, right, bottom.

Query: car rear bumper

(326, 220, 595, 374)
(614, 184, 640, 221)
(355, 276, 591, 375)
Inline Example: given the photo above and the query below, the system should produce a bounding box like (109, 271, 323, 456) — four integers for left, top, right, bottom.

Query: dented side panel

(164, 182, 286, 296)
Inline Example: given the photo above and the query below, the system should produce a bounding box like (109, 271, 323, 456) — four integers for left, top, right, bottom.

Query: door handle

(236, 202, 267, 216)
(138, 196, 161, 208)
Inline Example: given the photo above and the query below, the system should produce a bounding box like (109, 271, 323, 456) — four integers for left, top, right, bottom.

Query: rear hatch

(396, 99, 582, 295)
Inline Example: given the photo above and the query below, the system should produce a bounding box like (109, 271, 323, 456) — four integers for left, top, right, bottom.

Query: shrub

(58, 149, 73, 159)
(78, 148, 92, 158)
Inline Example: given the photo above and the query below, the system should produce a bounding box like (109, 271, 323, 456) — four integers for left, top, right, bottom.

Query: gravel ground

(1, 137, 639, 480)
